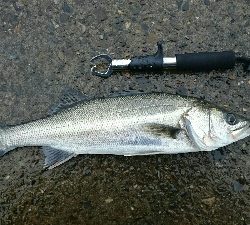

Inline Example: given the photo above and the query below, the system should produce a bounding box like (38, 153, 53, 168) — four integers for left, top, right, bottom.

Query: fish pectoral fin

(48, 88, 89, 115)
(144, 123, 181, 139)
(42, 146, 77, 169)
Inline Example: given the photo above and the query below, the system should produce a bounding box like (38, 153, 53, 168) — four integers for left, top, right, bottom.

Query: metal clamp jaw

(90, 54, 113, 78)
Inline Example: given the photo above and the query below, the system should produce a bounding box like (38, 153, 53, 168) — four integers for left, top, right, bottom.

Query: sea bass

(0, 90, 249, 169)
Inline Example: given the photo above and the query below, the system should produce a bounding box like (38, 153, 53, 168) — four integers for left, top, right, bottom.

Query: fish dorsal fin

(144, 124, 181, 139)
(49, 88, 89, 115)
(108, 90, 145, 98)
(42, 146, 77, 169)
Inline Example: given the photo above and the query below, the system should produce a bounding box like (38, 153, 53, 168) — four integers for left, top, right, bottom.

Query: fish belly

(44, 124, 197, 155)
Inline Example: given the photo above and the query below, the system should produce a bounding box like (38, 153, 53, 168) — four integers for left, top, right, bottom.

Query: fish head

(182, 103, 250, 151)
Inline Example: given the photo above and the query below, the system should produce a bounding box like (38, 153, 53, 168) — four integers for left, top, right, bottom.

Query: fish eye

(226, 113, 238, 125)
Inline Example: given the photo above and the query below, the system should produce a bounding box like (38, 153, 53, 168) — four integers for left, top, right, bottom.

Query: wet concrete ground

(0, 0, 250, 224)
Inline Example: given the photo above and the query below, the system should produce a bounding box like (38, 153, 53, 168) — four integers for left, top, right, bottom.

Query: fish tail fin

(0, 126, 14, 156)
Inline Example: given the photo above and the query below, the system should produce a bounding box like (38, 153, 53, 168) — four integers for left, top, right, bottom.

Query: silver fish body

(0, 92, 249, 168)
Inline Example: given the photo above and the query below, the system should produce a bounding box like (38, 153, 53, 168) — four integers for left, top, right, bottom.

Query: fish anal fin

(144, 123, 181, 139)
(49, 88, 89, 115)
(0, 147, 16, 157)
(0, 150, 5, 156)
(42, 146, 77, 169)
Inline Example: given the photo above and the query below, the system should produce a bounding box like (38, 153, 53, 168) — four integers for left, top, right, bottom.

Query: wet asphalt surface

(0, 0, 250, 224)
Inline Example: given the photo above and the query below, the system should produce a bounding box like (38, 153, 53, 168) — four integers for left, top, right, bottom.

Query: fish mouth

(232, 123, 250, 140)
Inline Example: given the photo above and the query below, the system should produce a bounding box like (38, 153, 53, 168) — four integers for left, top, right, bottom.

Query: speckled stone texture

(0, 0, 249, 224)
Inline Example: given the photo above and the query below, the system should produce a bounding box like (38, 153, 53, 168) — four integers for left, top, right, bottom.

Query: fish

(0, 90, 249, 169)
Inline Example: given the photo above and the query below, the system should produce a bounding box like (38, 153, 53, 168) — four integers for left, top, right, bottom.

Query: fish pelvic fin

(42, 146, 77, 169)
(0, 126, 15, 156)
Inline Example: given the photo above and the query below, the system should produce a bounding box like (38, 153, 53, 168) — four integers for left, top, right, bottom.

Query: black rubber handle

(176, 51, 236, 72)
